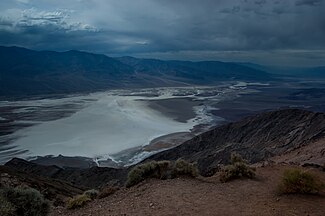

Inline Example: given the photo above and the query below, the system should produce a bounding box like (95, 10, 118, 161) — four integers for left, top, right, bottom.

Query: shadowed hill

(4, 158, 128, 188)
(146, 109, 325, 176)
(0, 165, 84, 205)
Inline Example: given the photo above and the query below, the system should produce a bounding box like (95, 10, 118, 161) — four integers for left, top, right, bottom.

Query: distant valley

(1, 46, 325, 167)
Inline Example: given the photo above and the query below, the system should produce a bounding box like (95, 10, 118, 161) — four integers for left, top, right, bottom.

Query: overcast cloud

(0, 0, 324, 66)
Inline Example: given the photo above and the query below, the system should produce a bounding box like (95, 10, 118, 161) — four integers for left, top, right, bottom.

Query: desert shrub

(126, 161, 161, 187)
(98, 187, 119, 199)
(126, 160, 198, 187)
(0, 187, 50, 216)
(204, 165, 221, 177)
(278, 168, 324, 194)
(0, 195, 15, 216)
(83, 189, 99, 200)
(157, 161, 172, 179)
(230, 153, 246, 164)
(66, 194, 91, 209)
(220, 153, 255, 183)
(172, 159, 198, 178)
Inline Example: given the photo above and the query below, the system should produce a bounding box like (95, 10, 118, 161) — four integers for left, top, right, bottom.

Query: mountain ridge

(145, 108, 325, 176)
(0, 46, 272, 96)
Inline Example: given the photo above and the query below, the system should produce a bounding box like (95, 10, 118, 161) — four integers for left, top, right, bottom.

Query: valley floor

(51, 165, 325, 216)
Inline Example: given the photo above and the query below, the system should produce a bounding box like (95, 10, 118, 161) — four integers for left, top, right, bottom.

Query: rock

(0, 166, 83, 205)
(5, 158, 128, 188)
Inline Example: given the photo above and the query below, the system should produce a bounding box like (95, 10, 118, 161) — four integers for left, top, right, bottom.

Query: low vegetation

(219, 153, 256, 183)
(0, 195, 16, 216)
(126, 159, 198, 187)
(0, 187, 50, 216)
(66, 194, 91, 209)
(277, 168, 324, 194)
(173, 159, 198, 177)
(66, 189, 101, 209)
(66, 187, 119, 209)
(83, 189, 99, 200)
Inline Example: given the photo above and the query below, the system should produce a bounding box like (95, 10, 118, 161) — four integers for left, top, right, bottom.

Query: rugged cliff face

(147, 109, 325, 175)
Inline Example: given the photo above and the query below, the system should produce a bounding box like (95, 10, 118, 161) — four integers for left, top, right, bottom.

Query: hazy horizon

(1, 0, 325, 67)
(2, 45, 325, 69)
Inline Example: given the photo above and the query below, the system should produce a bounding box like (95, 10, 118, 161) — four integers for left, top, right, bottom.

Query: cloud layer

(0, 0, 324, 66)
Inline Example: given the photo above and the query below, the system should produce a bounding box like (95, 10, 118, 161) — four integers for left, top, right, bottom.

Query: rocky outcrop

(0, 165, 84, 206)
(146, 109, 325, 176)
(4, 158, 128, 188)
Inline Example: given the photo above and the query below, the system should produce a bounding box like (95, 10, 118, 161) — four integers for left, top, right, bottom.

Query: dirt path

(51, 165, 325, 216)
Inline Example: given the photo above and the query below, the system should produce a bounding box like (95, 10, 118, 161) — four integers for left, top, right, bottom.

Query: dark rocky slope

(146, 109, 325, 175)
(4, 158, 128, 188)
(0, 165, 84, 205)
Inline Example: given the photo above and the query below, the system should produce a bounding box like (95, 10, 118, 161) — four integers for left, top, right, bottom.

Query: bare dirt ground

(51, 165, 325, 216)
(270, 138, 325, 167)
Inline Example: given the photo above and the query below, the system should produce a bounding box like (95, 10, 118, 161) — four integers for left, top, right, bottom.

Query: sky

(0, 0, 324, 66)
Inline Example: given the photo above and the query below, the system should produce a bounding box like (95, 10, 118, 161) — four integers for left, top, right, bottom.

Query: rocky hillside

(147, 109, 325, 176)
(0, 165, 84, 206)
(4, 158, 127, 188)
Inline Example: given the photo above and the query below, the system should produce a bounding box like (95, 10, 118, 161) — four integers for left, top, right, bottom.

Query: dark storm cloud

(0, 0, 324, 66)
(0, 7, 130, 52)
(295, 0, 322, 6)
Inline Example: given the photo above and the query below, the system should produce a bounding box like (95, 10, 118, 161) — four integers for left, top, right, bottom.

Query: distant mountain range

(0, 46, 134, 96)
(238, 62, 325, 78)
(0, 46, 277, 96)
